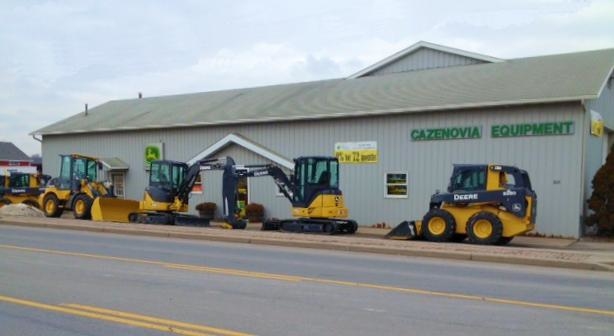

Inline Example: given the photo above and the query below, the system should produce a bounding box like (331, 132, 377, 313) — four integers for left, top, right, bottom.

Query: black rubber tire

(422, 208, 456, 242)
(0, 199, 11, 208)
(43, 194, 63, 217)
(466, 212, 503, 245)
(495, 236, 514, 246)
(72, 194, 93, 220)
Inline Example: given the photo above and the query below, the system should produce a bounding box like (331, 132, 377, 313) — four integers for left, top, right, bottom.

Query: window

(385, 172, 408, 198)
(111, 173, 125, 198)
(191, 174, 203, 194)
(451, 169, 485, 192)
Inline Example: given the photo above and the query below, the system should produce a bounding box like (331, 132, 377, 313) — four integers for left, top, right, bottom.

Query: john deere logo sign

(411, 126, 482, 141)
(144, 143, 163, 168)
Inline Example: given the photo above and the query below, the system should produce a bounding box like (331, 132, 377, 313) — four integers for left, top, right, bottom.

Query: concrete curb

(1, 216, 613, 272)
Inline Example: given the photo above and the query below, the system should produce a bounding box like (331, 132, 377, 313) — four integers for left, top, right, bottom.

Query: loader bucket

(385, 220, 419, 240)
(91, 197, 140, 223)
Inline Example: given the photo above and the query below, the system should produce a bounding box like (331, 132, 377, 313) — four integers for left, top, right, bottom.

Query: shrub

(195, 202, 216, 219)
(585, 144, 614, 236)
(245, 203, 265, 222)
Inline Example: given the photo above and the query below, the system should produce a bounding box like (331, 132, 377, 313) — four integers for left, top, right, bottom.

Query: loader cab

(57, 154, 100, 191)
(9, 173, 32, 188)
(147, 160, 188, 202)
(292, 156, 340, 207)
(448, 164, 534, 193)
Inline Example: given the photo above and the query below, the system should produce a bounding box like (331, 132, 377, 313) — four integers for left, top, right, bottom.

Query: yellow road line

(63, 304, 251, 336)
(0, 294, 249, 336)
(2, 243, 614, 318)
(165, 264, 302, 282)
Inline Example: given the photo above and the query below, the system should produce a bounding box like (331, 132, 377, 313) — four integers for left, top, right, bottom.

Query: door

(237, 177, 248, 218)
(110, 172, 125, 199)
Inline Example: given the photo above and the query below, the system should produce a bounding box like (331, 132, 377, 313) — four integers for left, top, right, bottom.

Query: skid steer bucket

(385, 220, 419, 240)
(91, 197, 140, 223)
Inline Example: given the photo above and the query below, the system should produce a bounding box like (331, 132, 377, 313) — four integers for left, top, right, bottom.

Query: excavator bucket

(385, 220, 419, 240)
(91, 197, 140, 223)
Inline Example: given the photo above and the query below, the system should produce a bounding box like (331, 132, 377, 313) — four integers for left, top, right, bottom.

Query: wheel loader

(386, 164, 537, 245)
(0, 172, 50, 208)
(39, 154, 115, 219)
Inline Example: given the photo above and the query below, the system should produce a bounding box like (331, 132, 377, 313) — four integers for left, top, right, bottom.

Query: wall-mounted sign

(491, 121, 574, 138)
(410, 126, 482, 141)
(590, 111, 604, 137)
(335, 141, 378, 163)
(144, 143, 164, 169)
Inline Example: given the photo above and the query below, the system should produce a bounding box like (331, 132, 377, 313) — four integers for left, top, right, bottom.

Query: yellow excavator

(91, 158, 228, 226)
(387, 164, 537, 245)
(39, 154, 116, 219)
(0, 172, 50, 208)
(92, 155, 357, 234)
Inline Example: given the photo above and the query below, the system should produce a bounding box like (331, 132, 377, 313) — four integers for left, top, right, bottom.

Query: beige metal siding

(42, 102, 585, 237)
(369, 48, 486, 76)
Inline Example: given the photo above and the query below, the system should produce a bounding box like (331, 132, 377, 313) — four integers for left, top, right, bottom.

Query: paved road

(1, 225, 613, 335)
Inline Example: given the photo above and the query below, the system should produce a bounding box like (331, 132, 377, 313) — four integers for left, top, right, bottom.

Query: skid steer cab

(387, 164, 537, 245)
(40, 154, 114, 219)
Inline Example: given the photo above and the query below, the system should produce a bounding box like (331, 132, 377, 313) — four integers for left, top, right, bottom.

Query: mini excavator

(92, 155, 357, 234)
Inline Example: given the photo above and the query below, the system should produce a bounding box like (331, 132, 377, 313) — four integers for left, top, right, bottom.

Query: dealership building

(33, 41, 614, 238)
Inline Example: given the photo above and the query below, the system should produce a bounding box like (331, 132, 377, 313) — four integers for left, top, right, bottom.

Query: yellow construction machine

(92, 155, 357, 234)
(91, 158, 222, 226)
(387, 164, 537, 245)
(39, 154, 116, 219)
(0, 172, 50, 208)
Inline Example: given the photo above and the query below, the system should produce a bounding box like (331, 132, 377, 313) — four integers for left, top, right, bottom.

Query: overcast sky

(2, 0, 614, 156)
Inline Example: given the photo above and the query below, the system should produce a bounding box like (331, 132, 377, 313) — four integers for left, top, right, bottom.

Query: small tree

(585, 144, 614, 236)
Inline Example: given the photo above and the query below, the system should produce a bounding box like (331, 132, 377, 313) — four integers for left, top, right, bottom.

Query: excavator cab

(146, 160, 188, 203)
(291, 156, 341, 208)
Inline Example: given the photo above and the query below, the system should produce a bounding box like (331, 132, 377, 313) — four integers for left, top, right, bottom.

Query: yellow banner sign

(335, 141, 378, 163)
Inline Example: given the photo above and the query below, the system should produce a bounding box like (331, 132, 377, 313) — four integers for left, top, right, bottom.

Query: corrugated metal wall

(369, 48, 486, 76)
(42, 102, 585, 237)
(584, 75, 614, 229)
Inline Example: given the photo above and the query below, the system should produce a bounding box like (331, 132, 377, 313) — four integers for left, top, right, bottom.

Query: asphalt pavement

(0, 214, 613, 272)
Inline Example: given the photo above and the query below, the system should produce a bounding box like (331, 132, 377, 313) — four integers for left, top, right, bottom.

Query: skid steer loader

(0, 172, 50, 208)
(386, 164, 536, 245)
(39, 154, 116, 219)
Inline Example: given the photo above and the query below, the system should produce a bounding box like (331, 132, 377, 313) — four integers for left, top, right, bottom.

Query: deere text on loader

(40, 154, 114, 219)
(387, 164, 536, 245)
(0, 172, 50, 208)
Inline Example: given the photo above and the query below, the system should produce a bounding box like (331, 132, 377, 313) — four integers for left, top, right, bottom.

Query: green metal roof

(33, 48, 614, 136)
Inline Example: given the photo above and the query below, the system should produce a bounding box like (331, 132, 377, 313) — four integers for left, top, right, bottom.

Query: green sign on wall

(410, 126, 482, 141)
(144, 143, 163, 168)
(491, 121, 574, 138)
